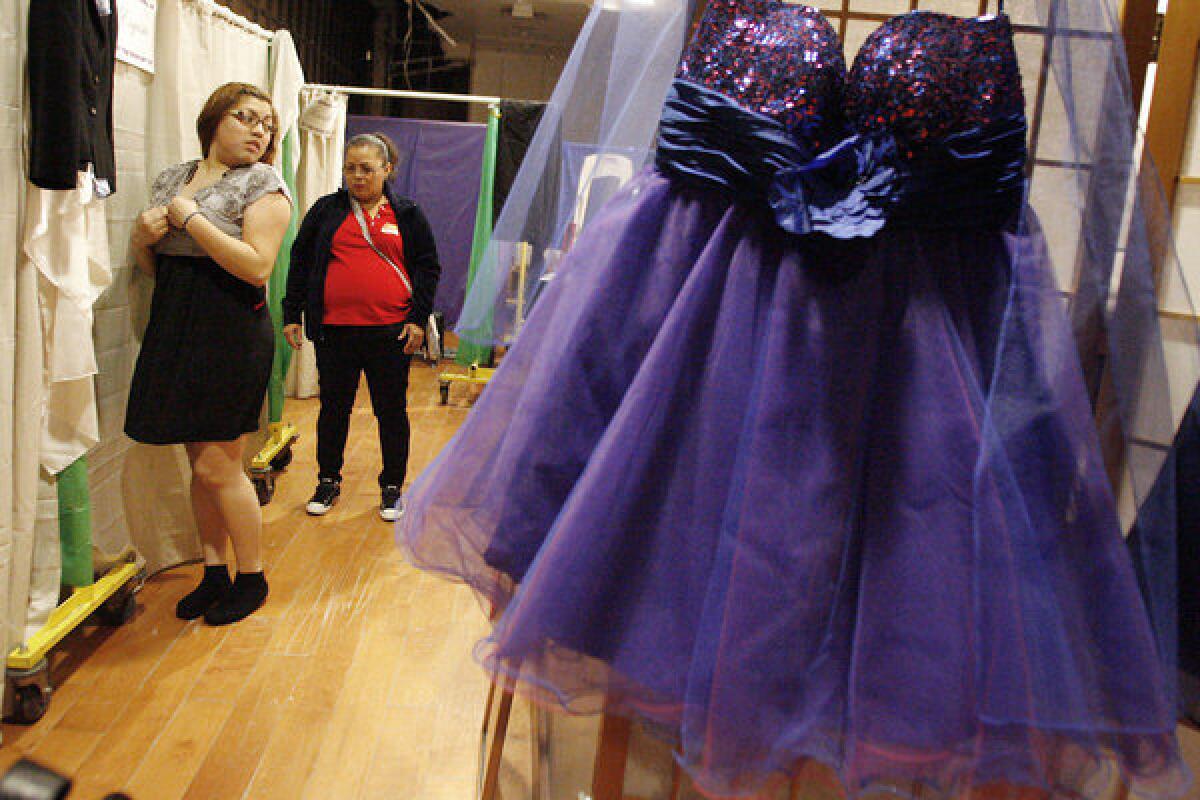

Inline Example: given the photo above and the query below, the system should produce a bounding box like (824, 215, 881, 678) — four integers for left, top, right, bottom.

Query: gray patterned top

(150, 160, 292, 257)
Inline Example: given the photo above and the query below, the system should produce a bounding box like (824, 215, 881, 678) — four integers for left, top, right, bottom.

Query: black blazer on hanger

(28, 0, 118, 191)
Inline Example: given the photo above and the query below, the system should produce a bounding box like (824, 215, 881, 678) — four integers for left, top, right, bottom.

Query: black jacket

(28, 0, 118, 191)
(283, 186, 441, 341)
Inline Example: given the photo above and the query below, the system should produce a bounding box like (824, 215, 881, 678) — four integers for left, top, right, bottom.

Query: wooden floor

(0, 361, 491, 800)
(5, 361, 1200, 799)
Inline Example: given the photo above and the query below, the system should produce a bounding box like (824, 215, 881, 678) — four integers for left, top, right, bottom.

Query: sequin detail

(677, 0, 845, 150)
(844, 12, 1024, 156)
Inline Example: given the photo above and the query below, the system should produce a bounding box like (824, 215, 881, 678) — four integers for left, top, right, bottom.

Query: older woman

(283, 133, 440, 521)
(126, 82, 293, 626)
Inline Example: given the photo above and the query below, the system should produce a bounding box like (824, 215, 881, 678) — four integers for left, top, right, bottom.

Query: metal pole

(303, 82, 504, 106)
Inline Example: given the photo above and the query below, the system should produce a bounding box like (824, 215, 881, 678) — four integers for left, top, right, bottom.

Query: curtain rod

(186, 0, 273, 41)
(303, 83, 503, 106)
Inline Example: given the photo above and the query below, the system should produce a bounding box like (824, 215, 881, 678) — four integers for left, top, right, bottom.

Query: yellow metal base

(7, 562, 143, 671)
(250, 421, 299, 472)
(440, 364, 497, 385)
(437, 364, 497, 404)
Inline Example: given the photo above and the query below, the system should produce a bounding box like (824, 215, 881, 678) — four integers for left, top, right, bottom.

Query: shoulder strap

(350, 197, 413, 295)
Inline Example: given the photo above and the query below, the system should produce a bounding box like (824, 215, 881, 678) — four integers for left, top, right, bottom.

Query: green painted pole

(57, 457, 94, 587)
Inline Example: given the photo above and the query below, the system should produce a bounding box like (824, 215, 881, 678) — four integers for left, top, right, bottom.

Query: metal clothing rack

(301, 83, 502, 107)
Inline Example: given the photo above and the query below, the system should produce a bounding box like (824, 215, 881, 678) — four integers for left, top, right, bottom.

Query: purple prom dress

(399, 2, 1188, 796)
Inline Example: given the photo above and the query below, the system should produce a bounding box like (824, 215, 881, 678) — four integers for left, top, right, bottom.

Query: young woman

(283, 133, 441, 521)
(126, 82, 292, 626)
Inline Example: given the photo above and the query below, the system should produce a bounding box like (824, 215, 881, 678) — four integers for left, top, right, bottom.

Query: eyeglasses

(228, 109, 277, 135)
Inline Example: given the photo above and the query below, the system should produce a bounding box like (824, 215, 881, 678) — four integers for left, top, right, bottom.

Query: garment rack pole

(302, 83, 502, 107)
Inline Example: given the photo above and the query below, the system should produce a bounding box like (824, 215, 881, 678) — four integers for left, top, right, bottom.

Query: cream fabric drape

(25, 180, 112, 475)
(0, 3, 18, 681)
(286, 89, 348, 400)
(270, 31, 304, 176)
(0, 0, 43, 717)
(26, 475, 59, 642)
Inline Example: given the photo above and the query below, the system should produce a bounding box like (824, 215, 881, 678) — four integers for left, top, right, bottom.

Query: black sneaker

(380, 485, 403, 521)
(306, 478, 341, 515)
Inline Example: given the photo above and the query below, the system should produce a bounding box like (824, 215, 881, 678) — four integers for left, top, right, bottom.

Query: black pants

(314, 324, 412, 488)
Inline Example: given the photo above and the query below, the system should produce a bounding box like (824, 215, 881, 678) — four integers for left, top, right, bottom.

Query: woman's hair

(346, 133, 398, 177)
(196, 82, 277, 163)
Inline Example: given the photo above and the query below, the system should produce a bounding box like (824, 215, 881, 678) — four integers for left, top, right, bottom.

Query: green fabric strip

(268, 129, 299, 423)
(457, 105, 500, 366)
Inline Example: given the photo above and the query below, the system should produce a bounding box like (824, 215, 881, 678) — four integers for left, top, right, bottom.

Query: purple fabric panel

(347, 115, 486, 326)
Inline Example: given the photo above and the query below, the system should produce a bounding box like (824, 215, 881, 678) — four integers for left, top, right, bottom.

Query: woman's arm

(130, 206, 169, 276)
(400, 205, 442, 326)
(132, 242, 156, 275)
(284, 200, 323, 323)
(167, 192, 292, 287)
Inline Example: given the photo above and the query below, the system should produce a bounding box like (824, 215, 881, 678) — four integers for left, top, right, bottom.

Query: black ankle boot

(203, 571, 269, 626)
(175, 565, 232, 620)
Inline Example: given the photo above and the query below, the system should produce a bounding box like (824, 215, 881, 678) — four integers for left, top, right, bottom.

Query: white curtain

(270, 31, 304, 175)
(26, 475, 59, 642)
(0, 0, 43, 717)
(286, 89, 348, 400)
(146, 0, 272, 171)
(115, 0, 272, 574)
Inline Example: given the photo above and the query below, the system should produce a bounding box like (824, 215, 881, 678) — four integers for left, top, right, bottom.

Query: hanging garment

(27, 0, 117, 192)
(22, 177, 112, 474)
(398, 2, 1189, 797)
(494, 100, 547, 221)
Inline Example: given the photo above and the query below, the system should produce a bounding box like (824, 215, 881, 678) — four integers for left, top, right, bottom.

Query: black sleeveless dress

(125, 161, 290, 444)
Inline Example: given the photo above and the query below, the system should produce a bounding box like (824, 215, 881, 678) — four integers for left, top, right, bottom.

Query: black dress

(125, 161, 290, 444)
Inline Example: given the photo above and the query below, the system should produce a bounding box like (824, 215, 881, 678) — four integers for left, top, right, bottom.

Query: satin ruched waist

(655, 79, 1027, 239)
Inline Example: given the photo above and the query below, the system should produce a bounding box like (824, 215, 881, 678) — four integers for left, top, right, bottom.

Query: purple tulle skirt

(398, 168, 1186, 798)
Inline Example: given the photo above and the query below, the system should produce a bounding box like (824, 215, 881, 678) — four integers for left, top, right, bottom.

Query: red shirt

(323, 201, 412, 326)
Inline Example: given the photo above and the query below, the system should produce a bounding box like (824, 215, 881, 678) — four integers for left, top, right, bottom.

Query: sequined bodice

(677, 0, 1023, 157)
(677, 1, 845, 151)
(659, 0, 1027, 237)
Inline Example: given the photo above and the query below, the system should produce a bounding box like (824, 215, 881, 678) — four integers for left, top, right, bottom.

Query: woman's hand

(166, 195, 200, 229)
(132, 206, 170, 248)
(283, 323, 305, 350)
(401, 323, 424, 355)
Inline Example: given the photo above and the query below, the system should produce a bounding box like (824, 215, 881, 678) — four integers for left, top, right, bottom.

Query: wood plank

(1120, 0, 1159, 111)
(123, 698, 235, 800)
(68, 622, 227, 789)
(240, 703, 334, 799)
(188, 616, 273, 701)
(24, 728, 104, 777)
(359, 704, 435, 798)
(180, 653, 306, 800)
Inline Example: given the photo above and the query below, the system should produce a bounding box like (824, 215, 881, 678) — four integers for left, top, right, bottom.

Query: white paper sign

(115, 0, 156, 74)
